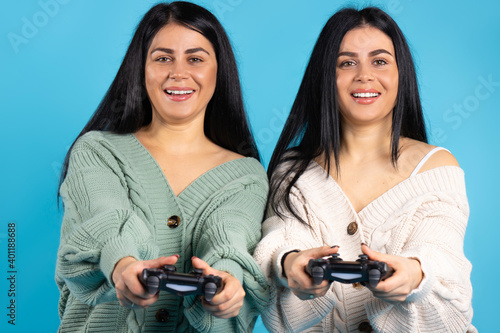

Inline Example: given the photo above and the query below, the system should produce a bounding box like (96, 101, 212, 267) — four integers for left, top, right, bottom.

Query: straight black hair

(58, 1, 260, 193)
(268, 7, 427, 223)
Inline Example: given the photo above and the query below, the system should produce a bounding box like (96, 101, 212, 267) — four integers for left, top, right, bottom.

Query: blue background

(1, 0, 498, 331)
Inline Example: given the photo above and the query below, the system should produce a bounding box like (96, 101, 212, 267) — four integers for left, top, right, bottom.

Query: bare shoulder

(399, 138, 460, 175)
(214, 144, 246, 164)
(224, 150, 246, 162)
(418, 148, 459, 173)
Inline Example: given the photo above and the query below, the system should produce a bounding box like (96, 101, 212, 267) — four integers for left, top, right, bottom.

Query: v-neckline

(309, 160, 460, 217)
(130, 133, 248, 198)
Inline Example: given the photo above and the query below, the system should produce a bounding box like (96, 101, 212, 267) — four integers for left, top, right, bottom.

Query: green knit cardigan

(56, 131, 269, 332)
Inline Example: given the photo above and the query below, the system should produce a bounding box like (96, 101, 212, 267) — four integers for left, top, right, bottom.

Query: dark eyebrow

(337, 49, 394, 58)
(185, 47, 210, 55)
(369, 49, 393, 57)
(151, 48, 174, 54)
(150, 47, 210, 55)
(338, 51, 357, 58)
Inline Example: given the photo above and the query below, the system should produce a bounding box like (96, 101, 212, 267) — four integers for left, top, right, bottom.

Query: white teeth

(353, 92, 379, 98)
(166, 90, 194, 95)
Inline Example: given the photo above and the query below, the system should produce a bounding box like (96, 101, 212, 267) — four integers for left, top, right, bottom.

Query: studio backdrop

(1, 0, 499, 331)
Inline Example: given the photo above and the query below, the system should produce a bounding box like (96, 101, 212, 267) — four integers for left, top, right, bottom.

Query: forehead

(149, 22, 215, 52)
(339, 26, 395, 53)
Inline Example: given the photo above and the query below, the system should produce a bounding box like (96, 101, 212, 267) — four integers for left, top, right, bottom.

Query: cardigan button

(352, 282, 364, 290)
(358, 321, 373, 332)
(347, 222, 358, 235)
(155, 308, 170, 322)
(167, 215, 181, 228)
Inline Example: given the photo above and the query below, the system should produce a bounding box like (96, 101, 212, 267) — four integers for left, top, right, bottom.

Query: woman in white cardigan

(254, 7, 475, 333)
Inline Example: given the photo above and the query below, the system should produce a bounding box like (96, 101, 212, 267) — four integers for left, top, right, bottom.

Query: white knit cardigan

(254, 160, 476, 333)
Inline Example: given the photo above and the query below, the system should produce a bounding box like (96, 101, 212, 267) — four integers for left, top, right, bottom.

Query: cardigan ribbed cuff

(402, 253, 434, 303)
(274, 245, 305, 287)
(100, 236, 141, 286)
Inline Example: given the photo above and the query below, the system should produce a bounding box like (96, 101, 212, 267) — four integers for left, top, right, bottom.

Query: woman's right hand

(283, 246, 339, 300)
(112, 255, 179, 309)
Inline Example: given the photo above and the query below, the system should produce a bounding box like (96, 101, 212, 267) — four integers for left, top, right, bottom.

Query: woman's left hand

(191, 256, 245, 319)
(361, 244, 423, 302)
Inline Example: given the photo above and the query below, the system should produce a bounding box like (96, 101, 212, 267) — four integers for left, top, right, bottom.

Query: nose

(354, 63, 374, 82)
(169, 62, 189, 81)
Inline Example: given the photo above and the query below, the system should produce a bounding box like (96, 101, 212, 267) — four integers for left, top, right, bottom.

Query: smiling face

(336, 25, 399, 127)
(144, 23, 217, 125)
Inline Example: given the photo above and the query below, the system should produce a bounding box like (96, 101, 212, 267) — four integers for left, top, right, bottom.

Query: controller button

(155, 309, 170, 323)
(358, 321, 373, 332)
(347, 222, 358, 235)
(358, 254, 369, 260)
(167, 216, 181, 228)
(164, 265, 176, 273)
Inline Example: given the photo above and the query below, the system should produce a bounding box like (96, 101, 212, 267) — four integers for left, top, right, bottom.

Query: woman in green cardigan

(56, 2, 268, 332)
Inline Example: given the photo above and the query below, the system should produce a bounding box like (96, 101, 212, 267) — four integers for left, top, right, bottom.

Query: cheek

(198, 67, 217, 94)
(209, 65, 218, 88)
(390, 71, 399, 94)
(394, 78, 399, 95)
(380, 75, 398, 94)
(336, 92, 349, 115)
(208, 74, 217, 95)
(336, 79, 351, 104)
(384, 76, 399, 108)
(390, 78, 399, 100)
(144, 67, 158, 92)
(145, 65, 166, 85)
(336, 74, 351, 93)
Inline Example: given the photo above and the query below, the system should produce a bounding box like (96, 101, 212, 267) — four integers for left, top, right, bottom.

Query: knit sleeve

(55, 135, 159, 306)
(182, 173, 270, 333)
(253, 186, 337, 333)
(366, 187, 475, 332)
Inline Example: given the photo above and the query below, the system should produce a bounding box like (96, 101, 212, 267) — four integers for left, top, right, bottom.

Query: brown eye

(374, 59, 388, 65)
(340, 60, 356, 67)
(156, 56, 171, 62)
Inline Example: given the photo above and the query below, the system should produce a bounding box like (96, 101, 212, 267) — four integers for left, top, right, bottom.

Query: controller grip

(311, 266, 325, 285)
(142, 269, 160, 295)
(368, 269, 381, 287)
(204, 282, 217, 302)
(383, 266, 395, 280)
(370, 263, 395, 287)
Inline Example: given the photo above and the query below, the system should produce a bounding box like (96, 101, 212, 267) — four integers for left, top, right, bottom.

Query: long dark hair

(59, 1, 260, 191)
(268, 7, 427, 222)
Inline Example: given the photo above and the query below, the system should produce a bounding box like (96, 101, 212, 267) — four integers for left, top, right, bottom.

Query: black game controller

(308, 254, 394, 287)
(141, 265, 222, 302)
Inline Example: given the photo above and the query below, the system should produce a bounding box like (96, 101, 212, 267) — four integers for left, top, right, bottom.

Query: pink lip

(164, 87, 195, 102)
(350, 89, 381, 105)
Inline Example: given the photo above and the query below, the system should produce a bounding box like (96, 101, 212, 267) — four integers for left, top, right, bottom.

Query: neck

(136, 114, 211, 155)
(340, 120, 393, 163)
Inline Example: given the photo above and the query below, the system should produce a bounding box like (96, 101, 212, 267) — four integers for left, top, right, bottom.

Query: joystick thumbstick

(368, 269, 381, 287)
(311, 266, 325, 285)
(142, 270, 161, 295)
(204, 281, 217, 302)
